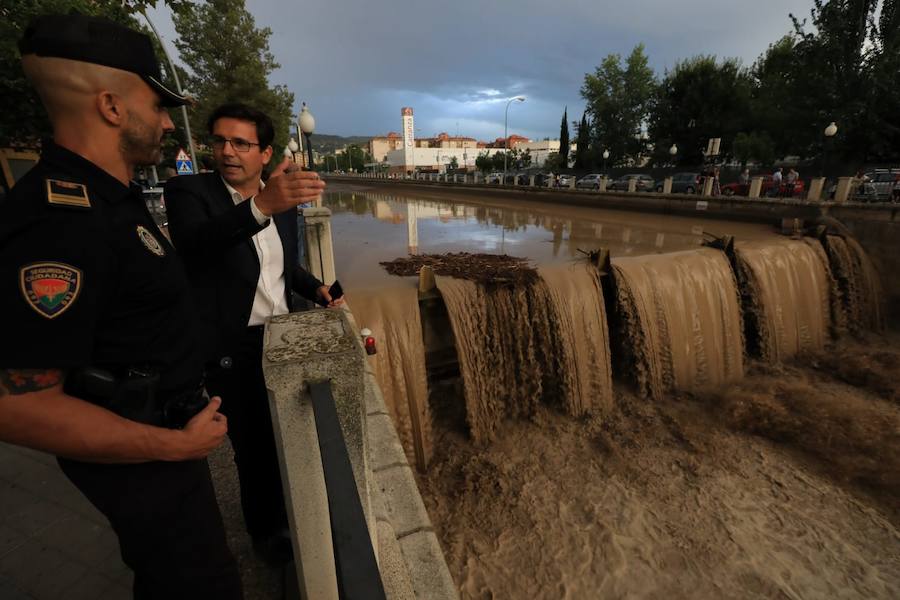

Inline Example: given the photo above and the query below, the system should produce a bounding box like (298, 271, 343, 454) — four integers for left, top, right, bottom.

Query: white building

(384, 146, 506, 174)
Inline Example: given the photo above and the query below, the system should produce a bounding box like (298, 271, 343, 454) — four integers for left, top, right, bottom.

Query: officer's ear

(96, 90, 126, 127)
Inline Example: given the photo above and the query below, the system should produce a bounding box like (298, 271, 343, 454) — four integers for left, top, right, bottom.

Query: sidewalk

(0, 441, 280, 599)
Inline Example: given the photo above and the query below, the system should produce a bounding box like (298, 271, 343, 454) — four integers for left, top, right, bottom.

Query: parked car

(655, 172, 700, 194)
(608, 174, 655, 192)
(721, 175, 805, 198)
(556, 174, 576, 188)
(827, 178, 878, 202)
(867, 169, 900, 201)
(486, 172, 503, 184)
(575, 174, 604, 190)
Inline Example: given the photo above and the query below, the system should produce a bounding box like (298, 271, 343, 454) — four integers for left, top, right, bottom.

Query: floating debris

(381, 252, 538, 286)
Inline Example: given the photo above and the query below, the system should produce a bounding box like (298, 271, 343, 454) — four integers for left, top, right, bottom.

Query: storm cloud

(149, 0, 813, 140)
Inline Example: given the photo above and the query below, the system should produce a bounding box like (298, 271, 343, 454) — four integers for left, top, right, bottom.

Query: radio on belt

(360, 328, 377, 355)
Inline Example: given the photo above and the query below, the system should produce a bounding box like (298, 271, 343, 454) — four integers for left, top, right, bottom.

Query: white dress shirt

(222, 178, 289, 326)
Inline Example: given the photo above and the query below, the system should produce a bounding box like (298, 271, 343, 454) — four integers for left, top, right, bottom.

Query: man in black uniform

(0, 15, 242, 599)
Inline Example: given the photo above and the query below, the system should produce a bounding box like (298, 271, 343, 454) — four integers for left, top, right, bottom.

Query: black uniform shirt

(0, 141, 203, 395)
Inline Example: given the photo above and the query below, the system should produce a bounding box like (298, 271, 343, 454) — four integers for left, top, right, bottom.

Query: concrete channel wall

(262, 308, 457, 600)
(328, 175, 900, 324)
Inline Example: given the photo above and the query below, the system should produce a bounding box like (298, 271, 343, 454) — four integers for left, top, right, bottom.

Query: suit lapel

(210, 173, 260, 265)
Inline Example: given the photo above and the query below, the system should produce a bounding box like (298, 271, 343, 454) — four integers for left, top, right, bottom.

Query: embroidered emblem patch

(136, 225, 166, 257)
(19, 262, 82, 319)
(45, 179, 91, 208)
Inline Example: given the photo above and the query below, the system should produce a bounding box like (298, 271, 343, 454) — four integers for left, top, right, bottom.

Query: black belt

(66, 367, 208, 429)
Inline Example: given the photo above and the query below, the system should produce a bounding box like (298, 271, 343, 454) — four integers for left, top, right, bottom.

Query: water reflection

(324, 187, 778, 289)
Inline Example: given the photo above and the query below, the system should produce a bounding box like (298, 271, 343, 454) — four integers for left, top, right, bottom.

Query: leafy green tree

(475, 150, 493, 173)
(732, 131, 775, 167)
(785, 0, 880, 162)
(448, 156, 459, 170)
(581, 44, 656, 166)
(542, 152, 566, 172)
(336, 144, 369, 172)
(748, 36, 805, 159)
(173, 0, 294, 154)
(0, 1, 140, 147)
(558, 107, 569, 167)
(648, 55, 753, 166)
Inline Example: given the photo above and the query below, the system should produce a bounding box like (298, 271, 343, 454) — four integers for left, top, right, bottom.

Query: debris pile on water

(381, 252, 538, 286)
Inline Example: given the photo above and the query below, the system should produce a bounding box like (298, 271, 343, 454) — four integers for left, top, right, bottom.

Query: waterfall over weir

(611, 248, 745, 401)
(353, 231, 884, 456)
(823, 235, 884, 333)
(436, 264, 613, 443)
(735, 239, 833, 362)
(348, 287, 432, 468)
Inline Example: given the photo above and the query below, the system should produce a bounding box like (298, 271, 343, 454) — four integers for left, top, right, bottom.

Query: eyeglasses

(209, 135, 260, 153)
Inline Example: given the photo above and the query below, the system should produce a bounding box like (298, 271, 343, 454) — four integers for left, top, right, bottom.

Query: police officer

(0, 14, 242, 600)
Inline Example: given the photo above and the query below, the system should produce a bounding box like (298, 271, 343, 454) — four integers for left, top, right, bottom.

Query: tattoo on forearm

(0, 369, 63, 397)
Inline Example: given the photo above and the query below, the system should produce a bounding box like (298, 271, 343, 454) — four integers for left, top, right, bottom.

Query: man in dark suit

(165, 103, 339, 563)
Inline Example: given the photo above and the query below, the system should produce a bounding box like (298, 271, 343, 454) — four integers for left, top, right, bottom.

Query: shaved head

(22, 55, 142, 121)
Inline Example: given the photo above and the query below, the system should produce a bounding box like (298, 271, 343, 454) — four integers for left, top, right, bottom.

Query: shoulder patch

(19, 262, 83, 319)
(136, 225, 166, 257)
(46, 178, 91, 209)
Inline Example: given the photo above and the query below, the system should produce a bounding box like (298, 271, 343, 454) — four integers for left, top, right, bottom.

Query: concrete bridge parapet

(262, 308, 458, 600)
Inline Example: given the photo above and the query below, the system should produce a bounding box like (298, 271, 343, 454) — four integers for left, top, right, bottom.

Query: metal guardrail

(309, 380, 387, 600)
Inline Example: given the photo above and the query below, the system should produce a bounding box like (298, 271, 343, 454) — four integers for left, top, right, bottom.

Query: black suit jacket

(164, 172, 323, 364)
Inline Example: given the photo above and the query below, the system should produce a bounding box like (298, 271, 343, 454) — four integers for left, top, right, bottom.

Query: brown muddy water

(324, 183, 898, 599)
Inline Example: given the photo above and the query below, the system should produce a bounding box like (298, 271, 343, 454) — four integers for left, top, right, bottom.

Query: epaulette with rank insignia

(45, 178, 91, 209)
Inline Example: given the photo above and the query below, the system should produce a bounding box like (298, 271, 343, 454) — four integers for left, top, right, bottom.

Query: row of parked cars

(483, 169, 900, 201)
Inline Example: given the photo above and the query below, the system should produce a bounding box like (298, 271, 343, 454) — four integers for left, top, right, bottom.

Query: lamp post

(299, 102, 316, 170)
(287, 137, 299, 165)
(503, 96, 525, 180)
(669, 143, 678, 164)
(822, 121, 837, 177)
(602, 149, 610, 174)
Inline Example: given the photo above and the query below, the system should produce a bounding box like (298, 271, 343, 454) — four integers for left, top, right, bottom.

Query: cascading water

(435, 263, 613, 443)
(735, 238, 833, 361)
(347, 286, 432, 468)
(823, 235, 884, 333)
(611, 248, 745, 401)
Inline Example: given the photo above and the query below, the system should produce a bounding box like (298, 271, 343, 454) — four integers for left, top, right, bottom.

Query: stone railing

(262, 308, 456, 600)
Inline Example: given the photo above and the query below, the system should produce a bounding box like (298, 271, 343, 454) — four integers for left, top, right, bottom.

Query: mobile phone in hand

(318, 280, 343, 306)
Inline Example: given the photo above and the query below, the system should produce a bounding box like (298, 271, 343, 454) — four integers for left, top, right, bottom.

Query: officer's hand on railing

(254, 157, 326, 216)
(175, 396, 228, 460)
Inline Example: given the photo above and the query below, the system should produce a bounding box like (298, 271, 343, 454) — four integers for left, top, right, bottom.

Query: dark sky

(148, 0, 814, 142)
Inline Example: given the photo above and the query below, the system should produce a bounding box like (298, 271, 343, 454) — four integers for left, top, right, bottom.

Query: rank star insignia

(136, 225, 166, 256)
(20, 262, 83, 319)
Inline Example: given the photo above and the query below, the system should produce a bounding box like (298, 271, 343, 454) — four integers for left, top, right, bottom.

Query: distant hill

(307, 134, 372, 153)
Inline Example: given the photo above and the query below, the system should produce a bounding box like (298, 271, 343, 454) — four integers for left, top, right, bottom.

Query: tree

(0, 1, 138, 147)
(785, 0, 880, 162)
(648, 55, 753, 166)
(748, 36, 805, 159)
(173, 0, 294, 154)
(581, 44, 656, 166)
(573, 113, 590, 170)
(448, 156, 459, 170)
(732, 131, 775, 167)
(475, 150, 493, 173)
(558, 107, 569, 168)
(336, 144, 369, 171)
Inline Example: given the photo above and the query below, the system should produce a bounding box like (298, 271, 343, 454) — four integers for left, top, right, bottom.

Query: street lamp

(299, 102, 316, 170)
(669, 143, 678, 165)
(286, 137, 299, 164)
(503, 96, 525, 180)
(822, 121, 837, 177)
(602, 148, 610, 173)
